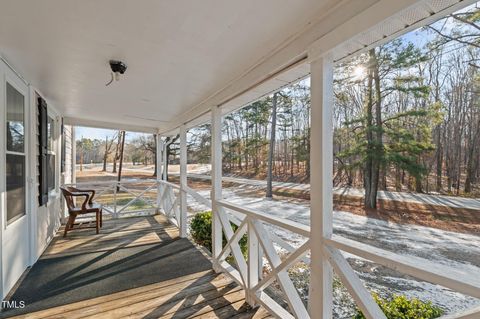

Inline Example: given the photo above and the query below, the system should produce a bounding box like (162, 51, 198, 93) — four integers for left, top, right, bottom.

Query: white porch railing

(67, 179, 160, 218)
(215, 200, 311, 319)
(209, 199, 480, 319)
(64, 179, 209, 234)
(65, 179, 480, 318)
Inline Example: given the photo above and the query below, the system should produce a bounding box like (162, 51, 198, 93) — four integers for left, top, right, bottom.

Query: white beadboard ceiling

(0, 0, 472, 133)
(0, 0, 337, 131)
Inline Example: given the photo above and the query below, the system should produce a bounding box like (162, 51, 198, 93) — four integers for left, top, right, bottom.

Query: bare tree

(102, 133, 117, 172)
(117, 131, 126, 183)
(266, 93, 278, 198)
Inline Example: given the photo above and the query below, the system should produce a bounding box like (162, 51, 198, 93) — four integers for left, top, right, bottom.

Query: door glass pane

(6, 82, 25, 153)
(6, 154, 26, 223)
(47, 154, 55, 191)
(47, 116, 54, 152)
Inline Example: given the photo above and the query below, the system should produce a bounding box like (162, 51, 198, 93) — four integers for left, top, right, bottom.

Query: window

(47, 115, 56, 192)
(6, 82, 26, 223)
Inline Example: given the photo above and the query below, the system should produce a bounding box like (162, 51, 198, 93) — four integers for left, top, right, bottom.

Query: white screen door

(1, 63, 31, 299)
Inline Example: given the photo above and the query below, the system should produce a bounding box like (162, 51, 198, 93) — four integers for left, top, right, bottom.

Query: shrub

(190, 211, 247, 256)
(354, 294, 443, 319)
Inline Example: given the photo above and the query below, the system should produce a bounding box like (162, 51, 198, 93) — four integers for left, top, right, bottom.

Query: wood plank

(154, 290, 247, 319)
(191, 298, 253, 318)
(95, 278, 237, 318)
(9, 271, 219, 319)
(229, 307, 274, 319)
(112, 285, 245, 319)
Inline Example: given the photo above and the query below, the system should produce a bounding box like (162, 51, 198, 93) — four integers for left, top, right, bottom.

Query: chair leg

(96, 211, 100, 234)
(63, 215, 74, 237)
(100, 209, 103, 227)
(71, 214, 77, 229)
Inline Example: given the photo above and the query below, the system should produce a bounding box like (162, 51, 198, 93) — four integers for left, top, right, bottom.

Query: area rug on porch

(1, 237, 212, 318)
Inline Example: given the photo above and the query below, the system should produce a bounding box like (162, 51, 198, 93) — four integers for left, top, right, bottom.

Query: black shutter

(38, 97, 48, 206)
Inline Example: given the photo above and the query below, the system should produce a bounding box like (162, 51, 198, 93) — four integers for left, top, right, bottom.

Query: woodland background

(77, 5, 480, 208)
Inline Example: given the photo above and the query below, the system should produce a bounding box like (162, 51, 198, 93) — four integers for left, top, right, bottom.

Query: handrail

(216, 199, 310, 237)
(65, 178, 158, 187)
(184, 185, 212, 208)
(158, 179, 181, 189)
(326, 235, 480, 299)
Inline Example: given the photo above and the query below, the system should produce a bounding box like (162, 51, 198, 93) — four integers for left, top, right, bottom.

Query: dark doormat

(1, 238, 212, 318)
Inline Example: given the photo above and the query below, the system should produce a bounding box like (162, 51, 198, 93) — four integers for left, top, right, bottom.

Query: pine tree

(337, 39, 437, 208)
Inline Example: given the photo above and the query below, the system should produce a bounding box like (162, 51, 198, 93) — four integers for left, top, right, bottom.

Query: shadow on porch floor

(1, 215, 272, 319)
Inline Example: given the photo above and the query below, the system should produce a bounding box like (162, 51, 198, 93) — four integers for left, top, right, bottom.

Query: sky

(75, 126, 151, 142)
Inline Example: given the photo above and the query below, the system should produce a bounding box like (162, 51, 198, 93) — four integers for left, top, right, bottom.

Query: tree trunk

(80, 151, 83, 172)
(117, 131, 126, 186)
(364, 49, 381, 209)
(465, 122, 480, 193)
(113, 132, 122, 173)
(435, 126, 443, 192)
(266, 93, 278, 198)
(153, 134, 157, 177)
(102, 136, 108, 172)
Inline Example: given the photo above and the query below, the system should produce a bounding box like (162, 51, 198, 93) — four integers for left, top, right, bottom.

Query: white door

(0, 62, 31, 299)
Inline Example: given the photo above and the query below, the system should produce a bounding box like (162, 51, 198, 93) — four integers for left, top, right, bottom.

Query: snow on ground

(180, 172, 480, 210)
(186, 186, 480, 316)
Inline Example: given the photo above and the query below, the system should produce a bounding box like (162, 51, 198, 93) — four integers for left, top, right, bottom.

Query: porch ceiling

(0, 0, 343, 131)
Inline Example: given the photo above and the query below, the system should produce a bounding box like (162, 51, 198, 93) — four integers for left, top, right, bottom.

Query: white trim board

(64, 117, 157, 134)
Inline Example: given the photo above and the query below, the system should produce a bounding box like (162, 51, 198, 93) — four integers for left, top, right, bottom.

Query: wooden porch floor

(2, 215, 273, 319)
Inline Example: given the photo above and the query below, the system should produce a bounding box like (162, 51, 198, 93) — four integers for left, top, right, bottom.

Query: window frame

(47, 114, 56, 194)
(46, 110, 59, 198)
(4, 78, 28, 225)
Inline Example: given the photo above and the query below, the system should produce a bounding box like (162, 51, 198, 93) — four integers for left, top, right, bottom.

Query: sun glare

(352, 65, 366, 81)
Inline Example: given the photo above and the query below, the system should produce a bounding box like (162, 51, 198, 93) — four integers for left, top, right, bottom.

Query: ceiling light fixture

(106, 60, 127, 86)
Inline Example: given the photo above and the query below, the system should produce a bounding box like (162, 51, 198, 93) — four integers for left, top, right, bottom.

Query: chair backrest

(60, 186, 78, 212)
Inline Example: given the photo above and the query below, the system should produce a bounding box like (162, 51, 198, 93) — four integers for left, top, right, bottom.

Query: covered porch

(3, 215, 272, 319)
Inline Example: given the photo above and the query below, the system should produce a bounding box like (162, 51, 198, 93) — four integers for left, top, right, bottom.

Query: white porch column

(156, 134, 163, 212)
(71, 126, 76, 184)
(308, 53, 334, 318)
(247, 221, 259, 306)
(211, 105, 223, 272)
(162, 138, 168, 181)
(179, 125, 188, 238)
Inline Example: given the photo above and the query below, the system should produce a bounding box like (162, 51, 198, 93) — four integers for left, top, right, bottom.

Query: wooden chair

(61, 186, 103, 237)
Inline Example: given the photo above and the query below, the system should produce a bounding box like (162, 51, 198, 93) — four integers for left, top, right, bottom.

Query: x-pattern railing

(215, 200, 310, 319)
(211, 200, 480, 319)
(64, 179, 480, 318)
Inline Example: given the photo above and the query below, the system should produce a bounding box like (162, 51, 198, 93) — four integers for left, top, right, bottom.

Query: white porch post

(156, 134, 163, 212)
(211, 105, 223, 272)
(71, 126, 76, 184)
(308, 53, 334, 318)
(247, 221, 259, 306)
(162, 138, 168, 181)
(179, 125, 188, 238)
